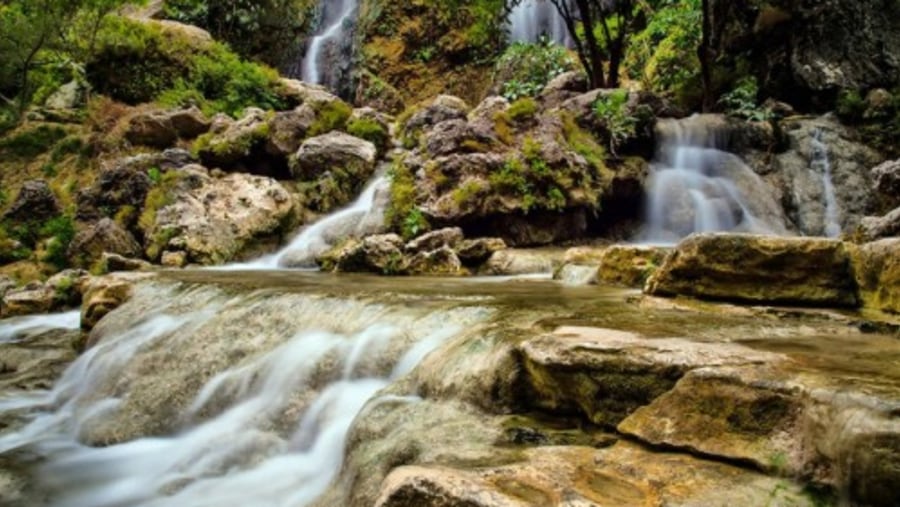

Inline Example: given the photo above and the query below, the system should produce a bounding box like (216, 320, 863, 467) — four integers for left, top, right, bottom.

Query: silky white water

(302, 0, 357, 85)
(223, 174, 388, 270)
(811, 129, 843, 238)
(642, 116, 787, 243)
(508, 0, 570, 46)
(0, 311, 80, 344)
(0, 282, 492, 506)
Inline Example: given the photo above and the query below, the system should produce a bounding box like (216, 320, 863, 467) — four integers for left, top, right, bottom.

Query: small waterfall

(811, 129, 842, 238)
(0, 311, 80, 343)
(301, 0, 358, 89)
(508, 0, 570, 46)
(226, 173, 389, 270)
(642, 116, 788, 244)
(0, 281, 492, 507)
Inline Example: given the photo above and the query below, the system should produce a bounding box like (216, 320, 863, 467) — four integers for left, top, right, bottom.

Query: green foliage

(308, 100, 352, 137)
(346, 117, 389, 151)
(0, 124, 68, 158)
(506, 97, 538, 123)
(495, 38, 577, 101)
(385, 156, 429, 240)
(147, 166, 162, 185)
(163, 0, 315, 67)
(835, 89, 867, 122)
(626, 0, 702, 103)
(719, 77, 772, 122)
(592, 90, 636, 155)
(89, 16, 285, 116)
(39, 215, 75, 268)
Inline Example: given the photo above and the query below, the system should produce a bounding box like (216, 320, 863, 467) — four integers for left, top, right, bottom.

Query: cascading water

(301, 0, 358, 90)
(0, 281, 492, 507)
(642, 116, 789, 244)
(0, 311, 80, 343)
(811, 129, 843, 238)
(225, 173, 389, 270)
(508, 0, 570, 46)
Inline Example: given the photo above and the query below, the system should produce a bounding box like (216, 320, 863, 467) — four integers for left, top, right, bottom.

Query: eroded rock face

(645, 234, 858, 307)
(872, 158, 900, 211)
(67, 219, 143, 269)
(80, 273, 150, 333)
(859, 207, 900, 241)
(481, 249, 564, 276)
(3, 180, 60, 224)
(125, 107, 210, 148)
(194, 108, 284, 176)
(141, 166, 295, 265)
(773, 117, 883, 236)
(850, 238, 900, 314)
(1, 284, 56, 318)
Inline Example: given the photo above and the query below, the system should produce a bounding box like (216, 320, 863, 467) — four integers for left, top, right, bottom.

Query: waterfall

(222, 173, 389, 270)
(811, 129, 842, 238)
(0, 281, 492, 507)
(642, 116, 788, 244)
(301, 0, 358, 89)
(508, 0, 570, 46)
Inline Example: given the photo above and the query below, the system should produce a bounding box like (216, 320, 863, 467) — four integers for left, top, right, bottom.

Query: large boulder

(290, 132, 377, 213)
(858, 207, 900, 241)
(872, 159, 900, 211)
(597, 245, 670, 288)
(67, 218, 143, 269)
(709, 0, 900, 110)
(264, 105, 316, 157)
(3, 180, 60, 223)
(645, 234, 858, 307)
(80, 273, 150, 332)
(1, 283, 56, 318)
(124, 106, 210, 148)
(318, 234, 405, 274)
(140, 166, 295, 265)
(193, 108, 286, 177)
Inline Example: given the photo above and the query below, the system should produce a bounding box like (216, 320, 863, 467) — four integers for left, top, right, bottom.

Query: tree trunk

(700, 0, 714, 112)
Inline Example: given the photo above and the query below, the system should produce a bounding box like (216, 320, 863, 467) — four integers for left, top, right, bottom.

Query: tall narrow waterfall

(508, 0, 570, 46)
(811, 129, 842, 238)
(301, 0, 358, 91)
(642, 116, 788, 244)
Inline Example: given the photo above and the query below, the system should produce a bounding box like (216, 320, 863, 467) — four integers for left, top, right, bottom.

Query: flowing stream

(0, 280, 493, 506)
(508, 0, 570, 46)
(642, 116, 788, 243)
(302, 0, 358, 88)
(811, 129, 843, 238)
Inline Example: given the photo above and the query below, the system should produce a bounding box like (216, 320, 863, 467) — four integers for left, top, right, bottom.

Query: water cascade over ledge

(508, 0, 570, 46)
(301, 0, 358, 91)
(811, 129, 843, 238)
(0, 280, 493, 506)
(641, 115, 789, 244)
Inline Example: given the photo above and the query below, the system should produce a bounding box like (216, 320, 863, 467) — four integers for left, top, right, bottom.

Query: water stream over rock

(812, 129, 843, 238)
(642, 116, 789, 243)
(301, 0, 358, 92)
(508, 0, 570, 46)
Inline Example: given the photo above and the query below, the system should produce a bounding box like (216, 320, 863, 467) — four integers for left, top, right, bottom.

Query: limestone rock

(481, 249, 563, 276)
(194, 108, 273, 173)
(646, 234, 858, 307)
(1, 283, 56, 318)
(141, 168, 295, 265)
(265, 105, 316, 157)
(539, 71, 588, 108)
(3, 180, 60, 223)
(406, 246, 464, 276)
(859, 207, 900, 241)
(67, 218, 142, 268)
(160, 250, 188, 268)
(80, 273, 149, 332)
(46, 269, 89, 307)
(455, 238, 506, 266)
(44, 80, 85, 111)
(125, 106, 210, 148)
(872, 159, 900, 210)
(318, 234, 404, 274)
(275, 78, 341, 108)
(597, 245, 670, 288)
(405, 228, 463, 253)
(850, 238, 900, 314)
(95, 253, 153, 274)
(291, 132, 377, 212)
(403, 95, 470, 141)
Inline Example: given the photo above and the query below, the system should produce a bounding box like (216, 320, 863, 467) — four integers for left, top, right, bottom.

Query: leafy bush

(308, 100, 352, 137)
(89, 16, 285, 116)
(39, 215, 75, 268)
(835, 89, 867, 122)
(0, 125, 68, 158)
(494, 38, 577, 101)
(385, 156, 429, 239)
(719, 77, 771, 122)
(506, 97, 538, 123)
(592, 90, 637, 154)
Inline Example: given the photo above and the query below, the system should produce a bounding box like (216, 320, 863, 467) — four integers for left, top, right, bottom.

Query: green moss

(561, 112, 607, 173)
(0, 124, 68, 159)
(385, 156, 429, 239)
(506, 97, 538, 123)
(308, 100, 352, 137)
(452, 180, 484, 207)
(138, 170, 182, 240)
(346, 116, 389, 151)
(38, 215, 75, 269)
